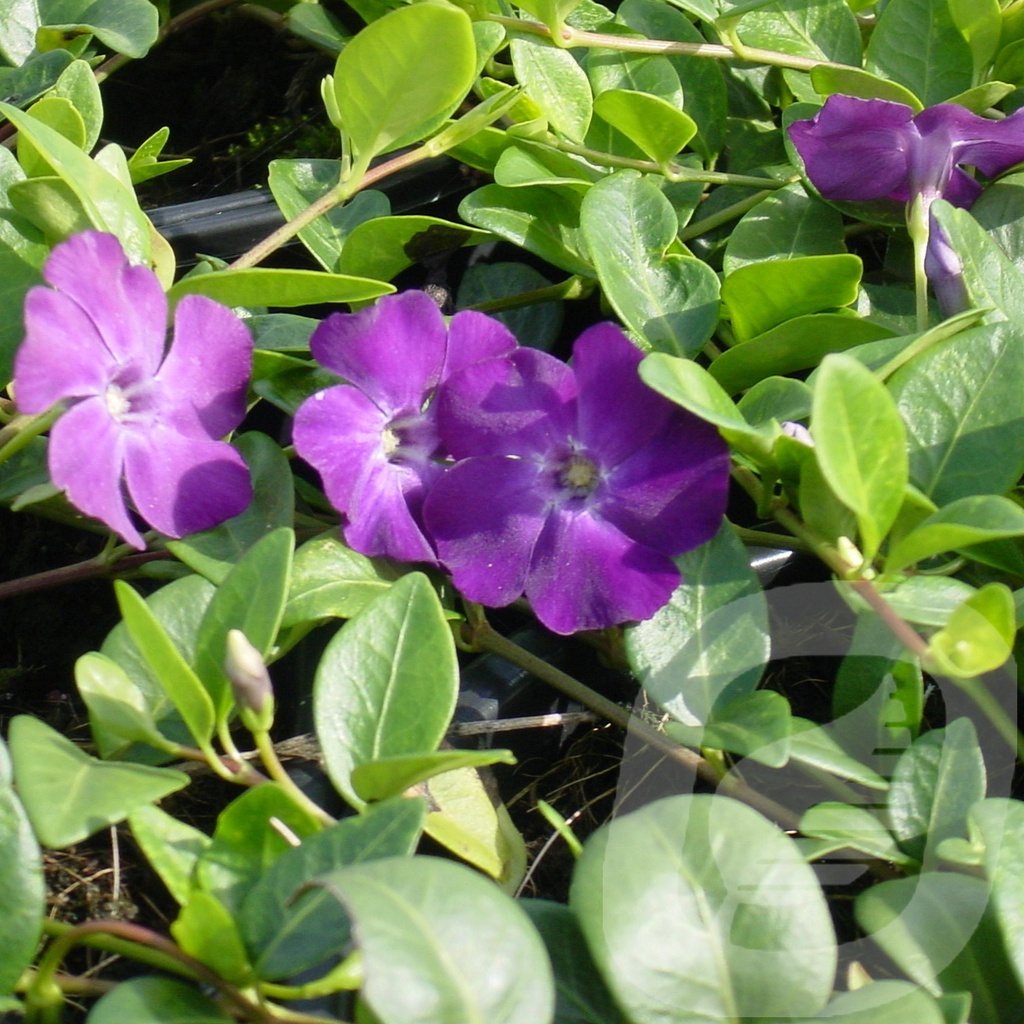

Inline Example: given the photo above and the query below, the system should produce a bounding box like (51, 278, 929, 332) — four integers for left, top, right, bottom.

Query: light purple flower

(423, 324, 730, 635)
(292, 290, 517, 563)
(14, 231, 253, 549)
(788, 95, 1024, 209)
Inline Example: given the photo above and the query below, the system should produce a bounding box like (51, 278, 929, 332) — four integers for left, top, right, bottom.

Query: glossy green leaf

(948, 0, 1001, 78)
(581, 170, 720, 355)
(241, 799, 425, 980)
(168, 433, 295, 585)
(0, 737, 43, 998)
(807, 980, 949, 1023)
(195, 784, 322, 914)
(269, 159, 389, 272)
(352, 749, 516, 803)
(593, 89, 696, 168)
(710, 313, 893, 395)
(865, 0, 974, 105)
(811, 354, 908, 559)
(787, 717, 889, 791)
(128, 803, 211, 907)
(127, 126, 191, 184)
(309, 856, 554, 1024)
(8, 715, 187, 848)
(459, 183, 592, 276)
(572, 794, 836, 1021)
(721, 254, 862, 342)
(727, 0, 861, 65)
(736, 375, 812, 426)
(0, 101, 150, 262)
(0, 238, 43, 384)
(86, 977, 232, 1024)
(881, 574, 977, 628)
(511, 36, 592, 142)
(515, 0, 582, 35)
(115, 581, 215, 747)
(332, 4, 476, 162)
(927, 583, 1015, 677)
(314, 573, 458, 808)
(886, 496, 1024, 573)
(799, 801, 912, 865)
(168, 266, 392, 309)
(191, 527, 293, 720)
(809, 64, 924, 108)
(287, 2, 350, 52)
(17, 96, 86, 185)
(172, 891, 254, 986)
(493, 141, 599, 190)
(338, 215, 489, 283)
(48, 59, 102, 152)
(626, 522, 770, 726)
(887, 718, 986, 865)
(36, 0, 158, 59)
(856, 872, 1022, 1023)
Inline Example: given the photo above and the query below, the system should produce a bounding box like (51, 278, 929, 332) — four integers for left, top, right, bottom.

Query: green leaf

(240, 799, 426, 980)
(927, 582, 1015, 677)
(811, 353, 908, 559)
(314, 573, 458, 808)
(0, 101, 150, 262)
(460, 183, 592, 277)
(593, 89, 696, 168)
(787, 717, 889, 791)
(724, 182, 846, 272)
(8, 715, 187, 848)
(571, 794, 836, 1021)
(799, 801, 913, 865)
(168, 266, 392, 309)
(126, 126, 191, 185)
(172, 891, 254, 986)
(332, 4, 477, 163)
(337, 215, 489, 283)
(351, 749, 516, 803)
(515, 0, 582, 36)
(887, 718, 986, 865)
(856, 872, 1023, 1023)
(809, 64, 924, 108)
(191, 527, 293, 720)
(269, 159, 389, 273)
(128, 803, 211, 907)
(309, 857, 554, 1024)
(807, 981, 950, 1024)
(710, 313, 893, 395)
(726, 0, 861, 65)
(493, 141, 600, 190)
(886, 496, 1024, 573)
(0, 737, 43, 998)
(511, 35, 592, 142)
(580, 170, 720, 356)
(948, 0, 1001, 78)
(865, 0, 974, 105)
(0, 240, 43, 384)
(721, 253, 862, 342)
(626, 522, 770, 726)
(86, 977, 232, 1024)
(168, 433, 294, 585)
(37, 0, 158, 59)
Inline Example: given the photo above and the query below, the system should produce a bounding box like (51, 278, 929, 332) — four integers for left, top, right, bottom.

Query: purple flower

(788, 95, 1024, 209)
(292, 290, 517, 563)
(14, 231, 253, 549)
(423, 324, 730, 635)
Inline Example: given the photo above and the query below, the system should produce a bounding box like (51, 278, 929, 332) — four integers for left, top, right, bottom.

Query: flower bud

(224, 629, 275, 733)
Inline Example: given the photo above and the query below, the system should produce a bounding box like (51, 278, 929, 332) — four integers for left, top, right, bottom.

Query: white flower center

(104, 383, 132, 421)
(559, 453, 600, 497)
(381, 426, 401, 459)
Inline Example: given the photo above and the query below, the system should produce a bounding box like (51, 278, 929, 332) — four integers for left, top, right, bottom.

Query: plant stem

(0, 405, 63, 467)
(0, 550, 169, 603)
(679, 188, 776, 242)
(467, 275, 594, 313)
(467, 618, 800, 829)
(253, 728, 337, 826)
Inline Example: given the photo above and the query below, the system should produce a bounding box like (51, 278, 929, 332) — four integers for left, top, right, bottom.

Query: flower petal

(437, 347, 577, 459)
(441, 309, 518, 380)
(921, 103, 1024, 180)
(788, 95, 916, 202)
(41, 231, 166, 370)
(309, 291, 447, 414)
(527, 508, 680, 634)
(426, 456, 548, 607)
(122, 425, 252, 538)
(47, 398, 142, 548)
(15, 288, 113, 412)
(600, 412, 730, 555)
(573, 322, 674, 465)
(153, 295, 252, 439)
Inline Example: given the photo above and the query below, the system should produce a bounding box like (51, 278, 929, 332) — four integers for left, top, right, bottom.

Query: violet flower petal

(788, 95, 915, 202)
(600, 418, 729, 555)
(437, 347, 577, 460)
(15, 289, 113, 412)
(309, 291, 447, 414)
(441, 309, 518, 379)
(153, 295, 252, 439)
(47, 398, 141, 548)
(527, 508, 681, 635)
(426, 455, 548, 606)
(926, 103, 1024, 179)
(123, 425, 252, 539)
(924, 215, 969, 316)
(41, 231, 166, 370)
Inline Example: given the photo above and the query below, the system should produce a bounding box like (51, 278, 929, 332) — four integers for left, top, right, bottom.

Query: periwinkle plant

(7, 1, 1024, 1022)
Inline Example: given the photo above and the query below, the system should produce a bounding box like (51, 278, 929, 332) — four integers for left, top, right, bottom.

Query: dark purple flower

(423, 324, 730, 635)
(14, 231, 253, 549)
(292, 290, 517, 563)
(788, 95, 1024, 208)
